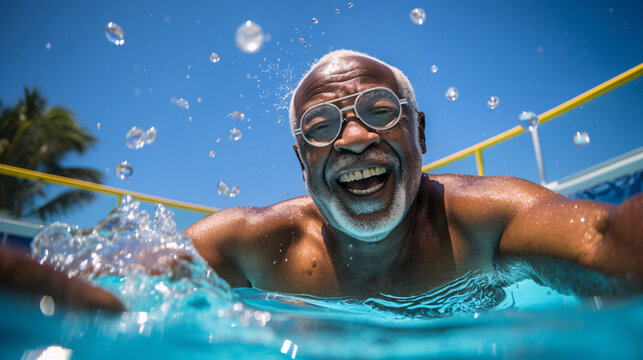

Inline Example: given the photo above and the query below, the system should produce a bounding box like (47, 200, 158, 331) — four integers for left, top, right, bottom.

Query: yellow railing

(0, 163, 219, 214)
(422, 62, 643, 175)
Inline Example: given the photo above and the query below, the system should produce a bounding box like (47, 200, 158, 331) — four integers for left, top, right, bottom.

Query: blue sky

(1, 0, 642, 229)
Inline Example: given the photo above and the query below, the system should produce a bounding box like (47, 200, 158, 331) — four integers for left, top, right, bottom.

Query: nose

(333, 116, 380, 153)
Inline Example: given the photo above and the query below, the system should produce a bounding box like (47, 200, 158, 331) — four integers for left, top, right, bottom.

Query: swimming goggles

(294, 87, 416, 147)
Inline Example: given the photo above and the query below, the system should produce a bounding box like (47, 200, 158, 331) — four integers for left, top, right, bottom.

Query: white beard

(304, 149, 422, 243)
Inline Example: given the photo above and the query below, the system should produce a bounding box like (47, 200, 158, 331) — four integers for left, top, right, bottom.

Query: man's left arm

(499, 181, 643, 279)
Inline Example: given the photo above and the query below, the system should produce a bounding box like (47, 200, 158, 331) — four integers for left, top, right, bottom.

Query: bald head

(289, 50, 417, 137)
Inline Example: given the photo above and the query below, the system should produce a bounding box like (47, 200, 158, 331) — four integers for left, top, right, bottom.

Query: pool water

(2, 196, 642, 359)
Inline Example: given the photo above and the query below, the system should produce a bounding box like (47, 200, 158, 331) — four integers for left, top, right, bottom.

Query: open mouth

(336, 166, 389, 196)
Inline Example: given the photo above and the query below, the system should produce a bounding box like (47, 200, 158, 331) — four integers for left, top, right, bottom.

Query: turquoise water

(2, 196, 642, 359)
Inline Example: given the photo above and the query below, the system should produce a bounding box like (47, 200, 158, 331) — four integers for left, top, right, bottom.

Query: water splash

(105, 22, 125, 46)
(235, 21, 264, 54)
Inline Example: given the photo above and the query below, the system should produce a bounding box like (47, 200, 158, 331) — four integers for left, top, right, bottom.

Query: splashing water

(209, 52, 221, 63)
(573, 131, 590, 148)
(227, 111, 246, 121)
(218, 180, 231, 196)
(348, 2, 354, 8)
(115, 161, 133, 179)
(430, 64, 438, 73)
(518, 111, 539, 131)
(229, 127, 243, 141)
(209, 150, 216, 158)
(445, 87, 459, 101)
(125, 127, 145, 150)
(410, 8, 426, 25)
(105, 22, 125, 46)
(312, 18, 319, 24)
(487, 96, 500, 109)
(229, 185, 240, 198)
(299, 38, 307, 47)
(235, 21, 264, 54)
(144, 127, 158, 145)
(170, 97, 190, 110)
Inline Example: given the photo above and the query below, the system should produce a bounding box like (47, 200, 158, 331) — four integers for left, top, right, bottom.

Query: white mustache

(328, 148, 399, 176)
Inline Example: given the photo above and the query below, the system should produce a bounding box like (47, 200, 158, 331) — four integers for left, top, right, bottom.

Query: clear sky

(1, 0, 642, 230)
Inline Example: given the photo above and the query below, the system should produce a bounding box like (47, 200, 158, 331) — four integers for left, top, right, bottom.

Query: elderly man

(1, 50, 641, 309)
(184, 50, 643, 297)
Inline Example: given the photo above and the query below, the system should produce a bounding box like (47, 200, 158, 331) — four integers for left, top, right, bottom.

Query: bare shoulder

(429, 173, 560, 214)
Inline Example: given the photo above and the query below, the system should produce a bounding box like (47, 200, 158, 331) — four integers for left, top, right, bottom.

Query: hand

(0, 246, 125, 312)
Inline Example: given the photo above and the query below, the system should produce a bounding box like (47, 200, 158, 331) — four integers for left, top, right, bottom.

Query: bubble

(348, 2, 354, 8)
(209, 150, 216, 158)
(573, 131, 590, 148)
(430, 64, 438, 73)
(144, 127, 158, 145)
(312, 18, 319, 24)
(218, 180, 230, 196)
(116, 161, 133, 180)
(45, 42, 52, 50)
(235, 20, 264, 54)
(487, 96, 500, 109)
(229, 185, 240, 198)
(170, 97, 189, 110)
(518, 111, 539, 131)
(445, 87, 459, 101)
(209, 52, 220, 63)
(335, 8, 340, 14)
(229, 127, 243, 141)
(105, 22, 125, 46)
(228, 111, 246, 120)
(410, 8, 426, 25)
(125, 127, 145, 149)
(299, 38, 307, 47)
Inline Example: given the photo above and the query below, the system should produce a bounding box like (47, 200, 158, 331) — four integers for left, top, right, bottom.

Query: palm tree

(0, 87, 103, 220)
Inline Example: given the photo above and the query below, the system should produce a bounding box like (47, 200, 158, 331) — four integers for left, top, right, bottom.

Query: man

(184, 50, 642, 297)
(1, 50, 641, 308)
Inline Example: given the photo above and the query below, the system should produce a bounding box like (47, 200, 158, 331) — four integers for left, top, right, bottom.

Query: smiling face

(293, 55, 426, 242)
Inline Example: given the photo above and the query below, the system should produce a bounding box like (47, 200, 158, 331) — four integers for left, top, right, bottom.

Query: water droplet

(185, 74, 190, 79)
(430, 64, 438, 73)
(116, 161, 133, 179)
(209, 52, 220, 63)
(170, 97, 189, 110)
(134, 88, 142, 96)
(410, 8, 426, 25)
(229, 127, 243, 141)
(235, 20, 264, 54)
(209, 150, 215, 158)
(487, 96, 500, 109)
(335, 8, 340, 14)
(299, 38, 307, 47)
(45, 42, 52, 50)
(229, 185, 240, 198)
(348, 2, 354, 8)
(105, 22, 125, 46)
(216, 138, 221, 143)
(228, 111, 246, 120)
(518, 111, 539, 131)
(125, 127, 145, 149)
(144, 127, 157, 145)
(96, 122, 101, 130)
(188, 116, 193, 122)
(573, 131, 590, 148)
(445, 87, 459, 101)
(197, 97, 202, 103)
(312, 18, 318, 24)
(273, 261, 277, 265)
(218, 180, 230, 196)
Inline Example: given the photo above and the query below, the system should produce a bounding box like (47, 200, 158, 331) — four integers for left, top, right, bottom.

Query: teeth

(338, 167, 387, 183)
(347, 182, 385, 195)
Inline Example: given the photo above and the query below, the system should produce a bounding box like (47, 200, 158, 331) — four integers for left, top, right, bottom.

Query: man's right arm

(183, 207, 255, 288)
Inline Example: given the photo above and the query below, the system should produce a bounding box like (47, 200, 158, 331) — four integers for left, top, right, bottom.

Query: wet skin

(185, 55, 643, 297)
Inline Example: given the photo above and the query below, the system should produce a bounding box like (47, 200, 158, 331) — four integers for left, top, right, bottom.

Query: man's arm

(496, 178, 642, 278)
(443, 175, 642, 279)
(0, 246, 125, 311)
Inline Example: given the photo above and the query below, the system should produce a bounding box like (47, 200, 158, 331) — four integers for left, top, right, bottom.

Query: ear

(417, 111, 427, 154)
(293, 144, 307, 182)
